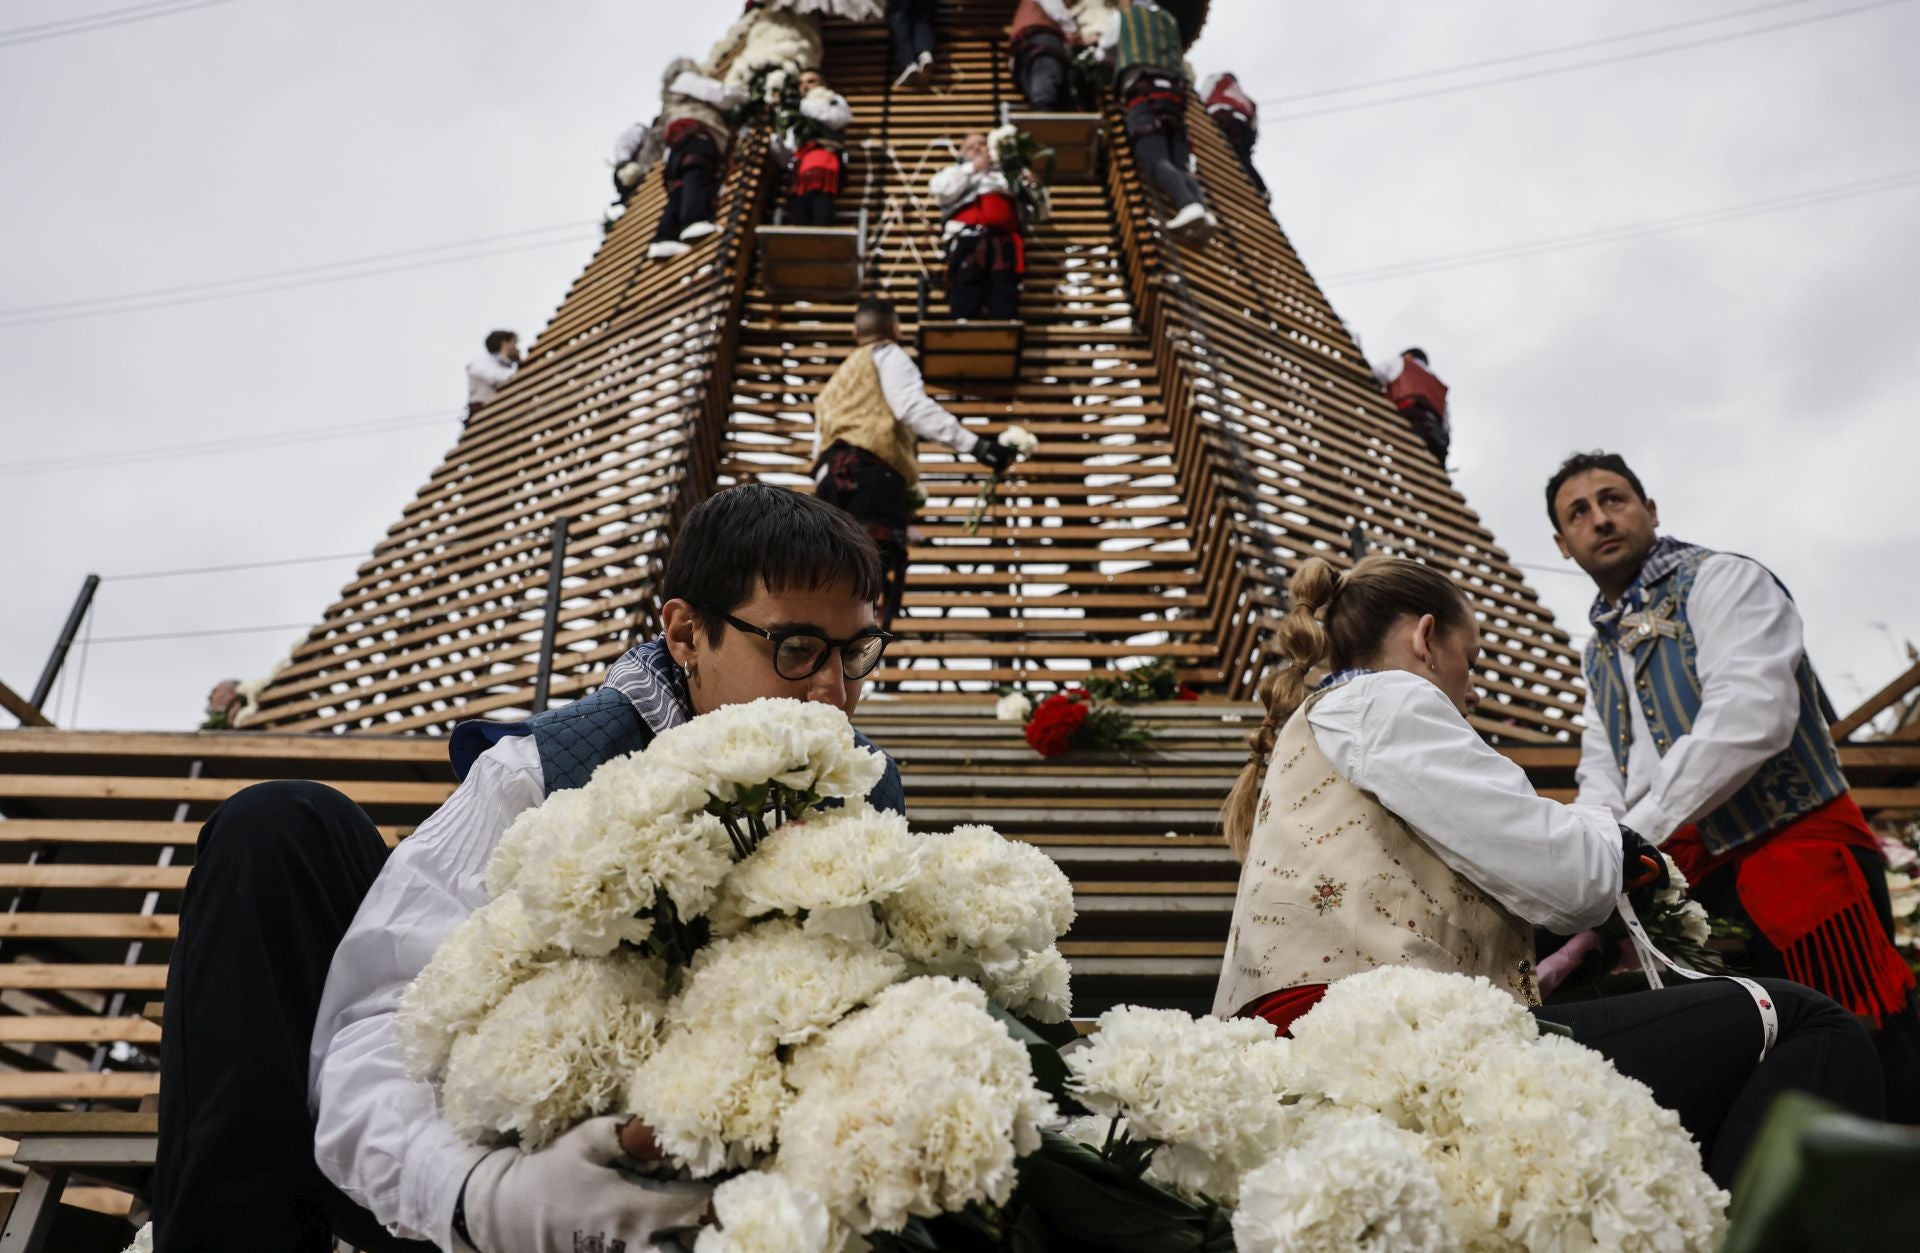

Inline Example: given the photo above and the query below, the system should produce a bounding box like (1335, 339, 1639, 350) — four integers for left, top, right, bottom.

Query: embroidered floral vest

(814, 343, 920, 486)
(1212, 689, 1538, 1019)
(1583, 547, 1847, 856)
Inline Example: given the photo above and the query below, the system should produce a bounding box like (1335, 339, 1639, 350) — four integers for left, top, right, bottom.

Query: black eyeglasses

(706, 610, 894, 681)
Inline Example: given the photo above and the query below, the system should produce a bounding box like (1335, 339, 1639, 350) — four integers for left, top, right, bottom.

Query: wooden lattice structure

(242, 0, 1580, 741)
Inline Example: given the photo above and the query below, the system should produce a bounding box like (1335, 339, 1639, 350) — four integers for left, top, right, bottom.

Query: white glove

(459, 1116, 711, 1253)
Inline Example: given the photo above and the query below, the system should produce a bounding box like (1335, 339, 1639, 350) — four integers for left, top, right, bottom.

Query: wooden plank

(1832, 658, 1920, 742)
(0, 1073, 158, 1101)
(0, 966, 165, 992)
(0, 914, 177, 939)
(0, 681, 52, 729)
(0, 1018, 161, 1044)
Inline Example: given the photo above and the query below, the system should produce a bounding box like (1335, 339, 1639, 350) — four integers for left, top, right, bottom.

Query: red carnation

(1176, 685, 1200, 701)
(1024, 693, 1088, 758)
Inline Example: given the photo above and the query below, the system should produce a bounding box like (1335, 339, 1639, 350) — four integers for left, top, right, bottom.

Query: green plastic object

(1719, 1092, 1920, 1253)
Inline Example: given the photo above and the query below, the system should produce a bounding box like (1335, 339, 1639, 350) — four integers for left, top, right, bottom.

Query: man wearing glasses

(153, 486, 904, 1253)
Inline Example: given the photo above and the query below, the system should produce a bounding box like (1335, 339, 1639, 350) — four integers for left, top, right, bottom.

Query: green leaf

(1008, 1131, 1212, 1252)
(1721, 1092, 1920, 1253)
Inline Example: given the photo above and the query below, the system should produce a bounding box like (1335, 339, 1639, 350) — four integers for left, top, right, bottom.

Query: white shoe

(894, 51, 931, 89)
(647, 240, 691, 260)
(1166, 203, 1208, 240)
(679, 220, 718, 241)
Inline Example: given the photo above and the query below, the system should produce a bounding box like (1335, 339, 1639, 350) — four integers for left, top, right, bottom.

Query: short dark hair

(853, 297, 896, 340)
(1545, 451, 1648, 530)
(484, 329, 517, 354)
(662, 484, 885, 642)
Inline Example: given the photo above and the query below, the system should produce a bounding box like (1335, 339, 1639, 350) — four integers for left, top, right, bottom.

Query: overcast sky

(3, 0, 1916, 733)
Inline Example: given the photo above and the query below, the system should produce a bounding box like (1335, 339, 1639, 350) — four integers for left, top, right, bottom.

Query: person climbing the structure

(1200, 70, 1266, 195)
(1100, 0, 1217, 245)
(813, 296, 1014, 630)
(466, 330, 520, 423)
(888, 0, 937, 88)
(930, 131, 1027, 321)
(1373, 346, 1450, 464)
(1008, 0, 1080, 112)
(648, 59, 741, 261)
(781, 68, 854, 226)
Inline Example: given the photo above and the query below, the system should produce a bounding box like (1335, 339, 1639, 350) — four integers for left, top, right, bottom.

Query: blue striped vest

(1583, 547, 1846, 856)
(1112, 3, 1186, 80)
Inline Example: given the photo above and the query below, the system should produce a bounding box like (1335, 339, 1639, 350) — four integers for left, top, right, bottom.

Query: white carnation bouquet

(964, 423, 1040, 535)
(398, 698, 1079, 1250)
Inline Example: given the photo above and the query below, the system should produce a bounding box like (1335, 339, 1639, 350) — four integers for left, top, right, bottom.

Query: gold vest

(1212, 689, 1539, 1018)
(814, 343, 921, 487)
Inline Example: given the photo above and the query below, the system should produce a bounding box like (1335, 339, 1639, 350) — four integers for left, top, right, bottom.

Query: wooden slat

(0, 1073, 157, 1101)
(0, 1017, 162, 1044)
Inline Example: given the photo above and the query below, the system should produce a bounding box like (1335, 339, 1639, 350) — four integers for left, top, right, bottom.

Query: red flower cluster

(1176, 685, 1200, 701)
(1024, 692, 1088, 758)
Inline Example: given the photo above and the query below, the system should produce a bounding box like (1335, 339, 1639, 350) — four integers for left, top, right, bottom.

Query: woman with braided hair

(1216, 555, 1882, 1187)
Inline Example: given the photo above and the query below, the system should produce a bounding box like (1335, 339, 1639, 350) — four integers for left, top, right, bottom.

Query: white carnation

(440, 953, 667, 1148)
(980, 945, 1073, 1024)
(122, 1223, 153, 1253)
(669, 920, 905, 1051)
(485, 785, 588, 900)
(1677, 899, 1713, 946)
(1232, 1107, 1457, 1253)
(779, 977, 1055, 1233)
(997, 424, 1039, 456)
(628, 1027, 790, 1176)
(646, 698, 886, 810)
(1654, 851, 1689, 909)
(995, 691, 1033, 722)
(718, 808, 922, 926)
(879, 825, 1074, 977)
(1067, 1006, 1290, 1201)
(694, 1171, 833, 1253)
(397, 894, 551, 1081)
(511, 807, 733, 956)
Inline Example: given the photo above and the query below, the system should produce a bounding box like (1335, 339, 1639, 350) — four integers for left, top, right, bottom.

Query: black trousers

(1537, 977, 1884, 1189)
(887, 0, 936, 68)
(154, 781, 433, 1253)
(1124, 96, 1205, 211)
(1401, 402, 1449, 463)
(946, 231, 1020, 321)
(1210, 113, 1267, 194)
(814, 442, 912, 631)
(653, 132, 721, 243)
(786, 189, 837, 227)
(1012, 30, 1071, 112)
(1696, 843, 1920, 1123)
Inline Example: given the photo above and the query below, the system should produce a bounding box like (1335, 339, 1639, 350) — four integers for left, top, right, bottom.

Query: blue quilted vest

(448, 686, 906, 815)
(1583, 548, 1846, 855)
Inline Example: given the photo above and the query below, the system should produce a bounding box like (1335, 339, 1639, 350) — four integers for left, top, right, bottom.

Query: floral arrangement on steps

(963, 424, 1040, 535)
(999, 659, 1195, 758)
(394, 699, 1727, 1251)
(1079, 655, 1199, 704)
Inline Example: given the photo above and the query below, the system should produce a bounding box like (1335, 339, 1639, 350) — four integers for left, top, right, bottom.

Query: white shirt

(1026, 0, 1079, 36)
(465, 352, 517, 405)
(612, 121, 647, 165)
(811, 340, 979, 460)
(1574, 553, 1806, 844)
(309, 734, 546, 1247)
(1311, 670, 1623, 934)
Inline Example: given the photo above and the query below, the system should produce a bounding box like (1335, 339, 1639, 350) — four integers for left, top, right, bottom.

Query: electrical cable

(1265, 0, 1912, 124)
(2, 409, 453, 477)
(102, 552, 369, 582)
(0, 0, 233, 49)
(1257, 0, 1815, 105)
(0, 232, 595, 330)
(84, 623, 314, 645)
(1320, 168, 1920, 285)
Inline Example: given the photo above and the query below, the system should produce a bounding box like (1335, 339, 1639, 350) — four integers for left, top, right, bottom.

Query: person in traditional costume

(647, 60, 740, 262)
(929, 132, 1028, 321)
(781, 68, 854, 226)
(1008, 0, 1080, 112)
(1373, 346, 1450, 464)
(887, 0, 938, 88)
(1549, 450, 1920, 1121)
(150, 486, 906, 1252)
(812, 297, 1014, 631)
(1199, 70, 1265, 195)
(1216, 554, 1883, 1187)
(465, 329, 519, 423)
(1098, 0, 1216, 245)
(609, 118, 656, 206)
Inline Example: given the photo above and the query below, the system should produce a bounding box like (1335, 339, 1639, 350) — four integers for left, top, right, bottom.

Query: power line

(1320, 168, 1920, 285)
(86, 622, 313, 645)
(103, 551, 368, 582)
(0, 220, 594, 319)
(0, 0, 233, 49)
(0, 232, 595, 330)
(2, 409, 453, 477)
(1266, 0, 1912, 123)
(1258, 0, 1815, 105)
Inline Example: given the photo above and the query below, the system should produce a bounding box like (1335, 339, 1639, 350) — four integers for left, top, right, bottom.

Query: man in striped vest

(1550, 450, 1919, 1118)
(1098, 0, 1216, 245)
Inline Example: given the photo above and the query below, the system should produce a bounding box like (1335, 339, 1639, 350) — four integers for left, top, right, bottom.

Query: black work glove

(1620, 826, 1669, 896)
(973, 439, 1014, 475)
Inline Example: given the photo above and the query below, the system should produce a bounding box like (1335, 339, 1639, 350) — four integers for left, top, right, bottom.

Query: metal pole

(530, 518, 571, 714)
(29, 574, 99, 709)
